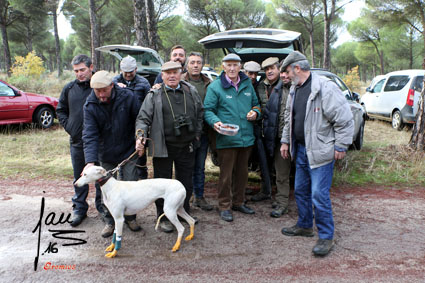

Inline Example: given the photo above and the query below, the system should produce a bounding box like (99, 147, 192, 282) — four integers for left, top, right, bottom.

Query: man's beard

(292, 74, 300, 86)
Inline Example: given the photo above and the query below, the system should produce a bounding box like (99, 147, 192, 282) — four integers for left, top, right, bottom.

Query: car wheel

(391, 110, 404, 131)
(352, 120, 364, 150)
(35, 107, 54, 129)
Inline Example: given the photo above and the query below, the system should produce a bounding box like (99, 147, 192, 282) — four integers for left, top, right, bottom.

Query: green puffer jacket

(204, 71, 261, 149)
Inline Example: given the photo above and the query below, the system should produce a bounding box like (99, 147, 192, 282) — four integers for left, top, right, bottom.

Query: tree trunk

(52, 6, 62, 77)
(88, 0, 100, 71)
(26, 20, 33, 52)
(146, 0, 158, 50)
(0, 21, 11, 76)
(409, 70, 425, 151)
(309, 30, 315, 68)
(133, 0, 148, 46)
(379, 49, 384, 75)
(409, 29, 413, 69)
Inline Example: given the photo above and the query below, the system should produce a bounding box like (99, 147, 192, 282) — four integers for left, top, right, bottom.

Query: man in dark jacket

(262, 67, 292, 218)
(113, 55, 150, 180)
(57, 54, 101, 227)
(135, 61, 203, 233)
(181, 52, 213, 211)
(82, 70, 142, 238)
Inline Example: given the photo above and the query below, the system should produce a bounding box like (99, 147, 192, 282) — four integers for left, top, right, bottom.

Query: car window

(0, 82, 15, 97)
(372, 79, 385, 93)
(319, 73, 351, 99)
(411, 76, 424, 92)
(118, 51, 162, 70)
(383, 75, 410, 92)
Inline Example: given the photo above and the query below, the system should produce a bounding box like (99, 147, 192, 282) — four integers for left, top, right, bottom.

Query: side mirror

(352, 92, 360, 103)
(365, 87, 371, 92)
(12, 88, 21, 96)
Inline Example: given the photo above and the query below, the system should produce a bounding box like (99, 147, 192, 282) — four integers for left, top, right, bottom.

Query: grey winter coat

(281, 72, 354, 169)
(135, 80, 203, 157)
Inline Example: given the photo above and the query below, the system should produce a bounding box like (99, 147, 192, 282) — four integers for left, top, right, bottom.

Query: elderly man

(114, 55, 151, 180)
(251, 57, 282, 203)
(280, 51, 354, 256)
(244, 61, 261, 90)
(82, 70, 142, 238)
(262, 64, 292, 218)
(181, 52, 213, 211)
(204, 53, 261, 222)
(57, 54, 102, 227)
(135, 61, 203, 233)
(154, 45, 186, 84)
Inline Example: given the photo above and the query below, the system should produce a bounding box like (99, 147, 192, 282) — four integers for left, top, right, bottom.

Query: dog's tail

(155, 213, 166, 231)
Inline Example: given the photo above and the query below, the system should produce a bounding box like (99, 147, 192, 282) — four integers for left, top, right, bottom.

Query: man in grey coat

(280, 51, 354, 256)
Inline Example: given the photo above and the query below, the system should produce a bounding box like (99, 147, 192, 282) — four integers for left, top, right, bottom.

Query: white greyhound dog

(75, 165, 195, 258)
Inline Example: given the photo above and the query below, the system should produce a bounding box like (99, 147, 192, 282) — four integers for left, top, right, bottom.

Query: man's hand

(117, 82, 126, 88)
(334, 150, 346, 160)
(280, 143, 289, 159)
(246, 110, 257, 121)
(135, 138, 146, 157)
(214, 121, 223, 133)
(151, 83, 161, 90)
(82, 163, 95, 174)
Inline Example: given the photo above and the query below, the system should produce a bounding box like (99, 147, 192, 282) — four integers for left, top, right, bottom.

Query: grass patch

(333, 120, 425, 187)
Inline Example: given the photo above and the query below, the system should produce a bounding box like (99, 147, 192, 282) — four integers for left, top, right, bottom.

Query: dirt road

(0, 178, 424, 282)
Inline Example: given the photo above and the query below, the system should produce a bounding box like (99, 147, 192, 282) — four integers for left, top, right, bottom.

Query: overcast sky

(57, 0, 365, 47)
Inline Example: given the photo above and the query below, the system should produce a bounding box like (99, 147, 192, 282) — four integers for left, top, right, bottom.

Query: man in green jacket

(204, 53, 261, 222)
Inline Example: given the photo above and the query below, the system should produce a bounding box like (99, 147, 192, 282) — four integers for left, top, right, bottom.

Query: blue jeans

(70, 144, 102, 216)
(192, 134, 209, 198)
(294, 144, 335, 240)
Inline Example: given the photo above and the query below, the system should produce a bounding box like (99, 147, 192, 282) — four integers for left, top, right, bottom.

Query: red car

(0, 79, 58, 128)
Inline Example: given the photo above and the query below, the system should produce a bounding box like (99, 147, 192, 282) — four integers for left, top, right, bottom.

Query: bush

(11, 51, 45, 78)
(343, 66, 361, 93)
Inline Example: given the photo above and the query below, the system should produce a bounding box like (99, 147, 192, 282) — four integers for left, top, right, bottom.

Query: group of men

(58, 45, 354, 256)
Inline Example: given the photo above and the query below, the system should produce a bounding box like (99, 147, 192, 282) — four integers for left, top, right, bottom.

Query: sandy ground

(0, 177, 424, 283)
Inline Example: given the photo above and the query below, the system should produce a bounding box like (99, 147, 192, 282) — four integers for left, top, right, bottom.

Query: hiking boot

(220, 210, 233, 222)
(70, 214, 87, 227)
(101, 224, 114, 238)
(231, 204, 255, 214)
(193, 197, 213, 211)
(312, 239, 334, 256)
(270, 206, 288, 218)
(251, 192, 270, 202)
(271, 201, 278, 209)
(281, 225, 314, 237)
(125, 219, 142, 232)
(160, 220, 174, 233)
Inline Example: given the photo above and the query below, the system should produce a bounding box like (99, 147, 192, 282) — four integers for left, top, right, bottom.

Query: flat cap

(161, 61, 182, 71)
(244, 61, 261, 72)
(222, 53, 241, 62)
(120, 55, 137, 72)
(280, 51, 308, 72)
(90, 70, 113, 89)
(261, 57, 279, 69)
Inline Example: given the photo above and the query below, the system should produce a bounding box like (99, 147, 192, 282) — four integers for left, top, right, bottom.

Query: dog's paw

(185, 234, 194, 241)
(105, 243, 115, 252)
(172, 243, 181, 252)
(105, 249, 118, 258)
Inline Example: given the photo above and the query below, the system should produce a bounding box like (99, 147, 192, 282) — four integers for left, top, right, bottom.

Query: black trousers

(153, 143, 195, 218)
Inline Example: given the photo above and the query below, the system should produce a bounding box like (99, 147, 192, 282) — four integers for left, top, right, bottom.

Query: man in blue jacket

(114, 55, 150, 180)
(204, 53, 261, 222)
(82, 71, 142, 238)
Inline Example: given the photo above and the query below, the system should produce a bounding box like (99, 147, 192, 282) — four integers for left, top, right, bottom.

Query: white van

(360, 70, 424, 130)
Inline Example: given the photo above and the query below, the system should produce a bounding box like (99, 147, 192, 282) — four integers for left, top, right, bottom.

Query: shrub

(343, 66, 361, 93)
(11, 51, 45, 78)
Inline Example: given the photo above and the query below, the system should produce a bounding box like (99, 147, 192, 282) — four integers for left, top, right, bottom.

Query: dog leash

(108, 129, 154, 175)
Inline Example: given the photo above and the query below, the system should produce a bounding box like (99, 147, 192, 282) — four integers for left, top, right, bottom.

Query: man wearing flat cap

(135, 61, 203, 233)
(280, 51, 354, 256)
(250, 57, 282, 203)
(204, 53, 261, 222)
(82, 70, 143, 238)
(244, 61, 261, 90)
(114, 55, 151, 180)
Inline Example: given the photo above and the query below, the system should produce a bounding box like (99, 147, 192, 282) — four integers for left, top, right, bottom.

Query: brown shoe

(125, 219, 142, 232)
(101, 224, 114, 238)
(193, 197, 213, 211)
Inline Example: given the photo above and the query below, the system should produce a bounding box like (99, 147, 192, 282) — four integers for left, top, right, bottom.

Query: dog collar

(97, 173, 112, 186)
